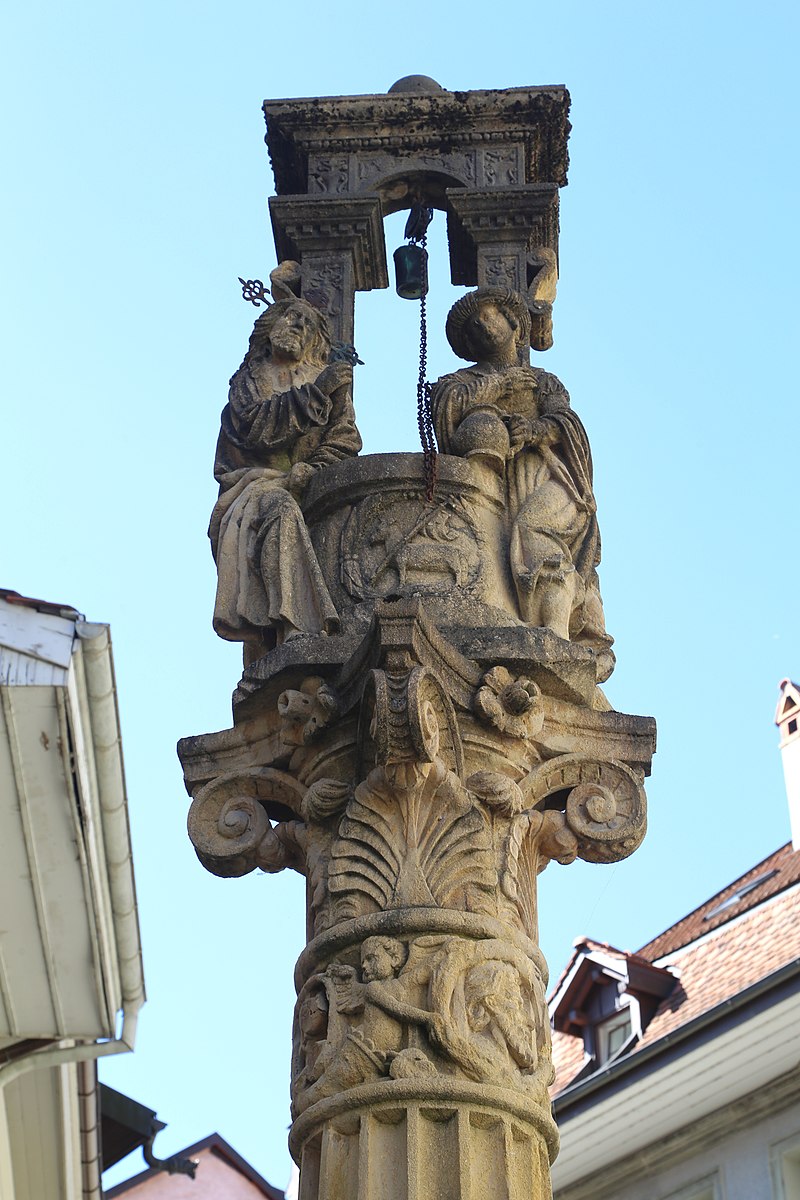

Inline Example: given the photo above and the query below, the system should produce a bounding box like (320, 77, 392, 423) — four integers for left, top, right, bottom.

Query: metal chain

(416, 233, 437, 502)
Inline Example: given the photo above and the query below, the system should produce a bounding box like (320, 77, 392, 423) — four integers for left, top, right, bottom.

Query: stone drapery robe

(209, 359, 360, 643)
(431, 364, 609, 651)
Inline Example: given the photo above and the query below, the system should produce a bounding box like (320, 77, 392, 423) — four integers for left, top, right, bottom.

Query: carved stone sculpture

(181, 80, 655, 1200)
(209, 295, 360, 658)
(431, 286, 613, 679)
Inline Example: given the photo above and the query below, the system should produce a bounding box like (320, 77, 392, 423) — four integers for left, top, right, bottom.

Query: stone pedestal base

(295, 1089, 555, 1200)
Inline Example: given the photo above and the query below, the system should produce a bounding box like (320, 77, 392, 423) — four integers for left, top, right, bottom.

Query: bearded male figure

(209, 297, 360, 659)
(430, 286, 613, 680)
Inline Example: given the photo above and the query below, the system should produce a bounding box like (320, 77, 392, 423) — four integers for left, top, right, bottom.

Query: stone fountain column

(179, 78, 655, 1200)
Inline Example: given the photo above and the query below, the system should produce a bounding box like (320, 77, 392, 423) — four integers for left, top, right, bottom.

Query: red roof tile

(638, 883, 800, 1047)
(638, 843, 800, 961)
(551, 1028, 587, 1094)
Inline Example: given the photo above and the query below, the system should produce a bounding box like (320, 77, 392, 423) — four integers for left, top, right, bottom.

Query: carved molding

(447, 186, 560, 318)
(290, 1080, 560, 1165)
(264, 86, 571, 194)
(268, 194, 389, 292)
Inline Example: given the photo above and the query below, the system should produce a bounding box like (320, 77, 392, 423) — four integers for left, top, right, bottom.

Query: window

(703, 868, 779, 919)
(663, 1172, 721, 1200)
(770, 1132, 800, 1200)
(595, 1008, 632, 1064)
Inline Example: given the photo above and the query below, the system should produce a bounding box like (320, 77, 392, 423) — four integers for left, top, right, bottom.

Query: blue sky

(3, 0, 799, 1191)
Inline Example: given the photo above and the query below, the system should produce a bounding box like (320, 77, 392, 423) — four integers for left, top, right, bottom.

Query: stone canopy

(264, 81, 570, 349)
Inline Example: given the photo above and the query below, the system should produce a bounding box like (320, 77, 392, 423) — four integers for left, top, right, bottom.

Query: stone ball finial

(388, 75, 445, 94)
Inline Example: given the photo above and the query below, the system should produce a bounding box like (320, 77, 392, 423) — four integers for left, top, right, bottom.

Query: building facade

(0, 590, 145, 1200)
(549, 681, 800, 1200)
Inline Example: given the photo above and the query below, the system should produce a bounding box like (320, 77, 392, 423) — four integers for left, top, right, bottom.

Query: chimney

(775, 678, 800, 852)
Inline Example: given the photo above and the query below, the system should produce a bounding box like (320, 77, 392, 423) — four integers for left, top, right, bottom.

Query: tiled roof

(638, 843, 800, 961)
(639, 882, 800, 1048)
(550, 843, 800, 1097)
(552, 1024, 588, 1094)
(547, 937, 625, 1005)
(0, 588, 81, 620)
(105, 1133, 284, 1197)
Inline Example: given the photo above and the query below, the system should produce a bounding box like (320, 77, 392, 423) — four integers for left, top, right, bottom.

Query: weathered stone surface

(209, 292, 360, 658)
(269, 196, 388, 346)
(263, 83, 571, 352)
(432, 285, 613, 677)
(184, 80, 655, 1200)
(181, 597, 653, 1198)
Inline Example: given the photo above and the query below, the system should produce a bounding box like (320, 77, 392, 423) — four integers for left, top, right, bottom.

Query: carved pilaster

(447, 186, 560, 350)
(268, 195, 388, 345)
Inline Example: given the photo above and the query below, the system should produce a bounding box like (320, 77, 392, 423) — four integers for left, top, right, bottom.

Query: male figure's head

(360, 936, 407, 983)
(299, 985, 329, 1040)
(464, 959, 536, 1069)
(247, 298, 331, 368)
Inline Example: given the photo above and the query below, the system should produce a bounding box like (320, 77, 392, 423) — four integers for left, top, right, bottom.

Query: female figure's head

(446, 288, 531, 366)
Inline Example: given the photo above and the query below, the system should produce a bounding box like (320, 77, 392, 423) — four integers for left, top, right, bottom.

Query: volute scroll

(187, 767, 307, 877)
(522, 753, 647, 862)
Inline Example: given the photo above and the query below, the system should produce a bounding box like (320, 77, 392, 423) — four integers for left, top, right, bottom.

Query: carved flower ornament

(473, 667, 544, 740)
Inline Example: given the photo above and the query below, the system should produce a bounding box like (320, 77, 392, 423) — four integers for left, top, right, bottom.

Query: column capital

(269, 194, 388, 292)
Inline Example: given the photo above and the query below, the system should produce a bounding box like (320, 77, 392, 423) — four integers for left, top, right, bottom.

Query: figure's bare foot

(282, 626, 310, 643)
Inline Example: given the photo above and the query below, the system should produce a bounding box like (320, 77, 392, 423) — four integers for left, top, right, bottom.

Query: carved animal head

(299, 985, 329, 1040)
(277, 677, 339, 746)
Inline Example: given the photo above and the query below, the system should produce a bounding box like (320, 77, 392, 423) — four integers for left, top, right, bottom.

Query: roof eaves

(0, 588, 82, 620)
(105, 1133, 284, 1198)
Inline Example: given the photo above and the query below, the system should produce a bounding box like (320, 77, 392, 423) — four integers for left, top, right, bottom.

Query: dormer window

(550, 942, 677, 1077)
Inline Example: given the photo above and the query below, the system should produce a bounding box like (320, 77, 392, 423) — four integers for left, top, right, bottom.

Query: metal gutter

(77, 1060, 102, 1200)
(553, 956, 800, 1118)
(76, 621, 145, 1035)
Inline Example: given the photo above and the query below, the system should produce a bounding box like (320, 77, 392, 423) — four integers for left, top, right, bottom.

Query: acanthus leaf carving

(328, 760, 495, 919)
(328, 661, 492, 921)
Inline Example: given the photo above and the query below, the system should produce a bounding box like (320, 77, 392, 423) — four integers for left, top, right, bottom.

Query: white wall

(590, 1102, 800, 1200)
